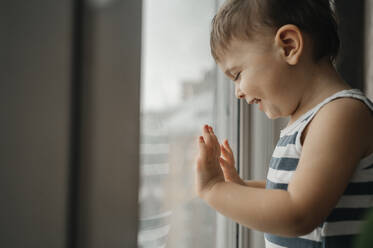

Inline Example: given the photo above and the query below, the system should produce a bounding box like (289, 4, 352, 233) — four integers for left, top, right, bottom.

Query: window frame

(213, 66, 240, 248)
(238, 101, 286, 248)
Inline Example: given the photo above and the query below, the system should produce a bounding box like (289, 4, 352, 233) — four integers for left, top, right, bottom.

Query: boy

(195, 0, 373, 247)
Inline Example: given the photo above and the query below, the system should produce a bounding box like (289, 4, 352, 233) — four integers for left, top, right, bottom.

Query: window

(138, 0, 238, 247)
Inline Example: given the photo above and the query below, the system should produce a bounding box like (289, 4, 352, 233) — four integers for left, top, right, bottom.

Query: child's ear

(274, 24, 303, 65)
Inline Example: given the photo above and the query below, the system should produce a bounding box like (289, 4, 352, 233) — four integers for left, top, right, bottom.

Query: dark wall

(1, 1, 141, 247)
(0, 1, 73, 247)
(336, 1, 366, 90)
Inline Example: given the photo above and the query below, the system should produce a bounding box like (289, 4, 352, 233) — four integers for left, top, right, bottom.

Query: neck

(289, 58, 352, 124)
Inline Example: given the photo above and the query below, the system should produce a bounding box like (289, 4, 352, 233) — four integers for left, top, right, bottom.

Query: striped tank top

(264, 89, 373, 248)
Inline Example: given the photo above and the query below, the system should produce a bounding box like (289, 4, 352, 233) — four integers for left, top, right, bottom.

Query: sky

(141, 0, 216, 111)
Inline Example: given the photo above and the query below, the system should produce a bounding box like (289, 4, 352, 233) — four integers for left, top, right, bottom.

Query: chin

(264, 111, 281, 120)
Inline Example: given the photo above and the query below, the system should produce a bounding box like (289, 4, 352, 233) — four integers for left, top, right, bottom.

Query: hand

(195, 125, 225, 199)
(219, 140, 246, 186)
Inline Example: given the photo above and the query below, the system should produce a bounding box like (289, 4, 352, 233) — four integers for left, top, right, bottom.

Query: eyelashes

(233, 72, 241, 81)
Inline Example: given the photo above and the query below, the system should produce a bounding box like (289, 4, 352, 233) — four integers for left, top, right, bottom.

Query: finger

(223, 139, 233, 154)
(210, 127, 220, 144)
(202, 125, 213, 146)
(219, 157, 239, 176)
(197, 136, 207, 157)
(207, 125, 217, 142)
(208, 126, 220, 154)
(219, 157, 230, 168)
(223, 139, 234, 162)
(221, 144, 234, 163)
(198, 135, 205, 146)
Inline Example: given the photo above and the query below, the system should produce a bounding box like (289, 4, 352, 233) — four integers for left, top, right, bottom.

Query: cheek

(240, 69, 265, 92)
(255, 64, 280, 87)
(264, 66, 291, 95)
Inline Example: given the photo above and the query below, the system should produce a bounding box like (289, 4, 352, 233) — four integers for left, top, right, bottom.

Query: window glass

(138, 1, 219, 247)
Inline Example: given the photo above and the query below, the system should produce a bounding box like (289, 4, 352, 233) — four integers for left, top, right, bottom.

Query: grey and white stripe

(265, 89, 373, 248)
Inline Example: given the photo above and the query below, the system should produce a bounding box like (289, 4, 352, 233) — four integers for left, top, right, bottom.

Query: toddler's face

(217, 37, 298, 119)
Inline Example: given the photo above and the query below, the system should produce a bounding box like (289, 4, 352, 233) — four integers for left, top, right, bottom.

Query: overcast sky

(141, 0, 216, 111)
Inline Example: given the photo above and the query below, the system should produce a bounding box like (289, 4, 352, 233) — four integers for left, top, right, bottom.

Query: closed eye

(233, 72, 241, 81)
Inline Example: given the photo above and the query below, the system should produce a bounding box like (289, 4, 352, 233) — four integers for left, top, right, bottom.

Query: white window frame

(237, 100, 288, 248)
(214, 67, 240, 248)
(213, 1, 240, 245)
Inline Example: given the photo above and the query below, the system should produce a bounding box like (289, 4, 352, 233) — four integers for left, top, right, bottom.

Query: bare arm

(205, 182, 302, 237)
(244, 180, 266, 188)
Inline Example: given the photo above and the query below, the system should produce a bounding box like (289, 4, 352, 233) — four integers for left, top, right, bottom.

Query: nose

(235, 85, 245, 99)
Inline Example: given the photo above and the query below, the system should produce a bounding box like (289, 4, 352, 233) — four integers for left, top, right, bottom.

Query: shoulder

(323, 96, 372, 116)
(302, 97, 372, 156)
(318, 97, 371, 127)
(301, 96, 371, 167)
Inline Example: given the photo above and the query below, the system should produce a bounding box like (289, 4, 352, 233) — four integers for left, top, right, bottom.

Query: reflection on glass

(138, 0, 218, 247)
